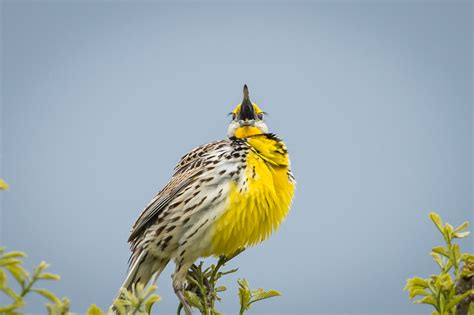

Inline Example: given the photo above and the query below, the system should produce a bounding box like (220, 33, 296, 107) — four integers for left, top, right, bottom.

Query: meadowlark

(117, 85, 295, 313)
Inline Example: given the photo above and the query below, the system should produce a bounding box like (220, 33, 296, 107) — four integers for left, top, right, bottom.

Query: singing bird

(118, 85, 295, 313)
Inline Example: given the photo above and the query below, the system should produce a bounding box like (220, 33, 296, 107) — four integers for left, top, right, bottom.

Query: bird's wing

(128, 140, 231, 243)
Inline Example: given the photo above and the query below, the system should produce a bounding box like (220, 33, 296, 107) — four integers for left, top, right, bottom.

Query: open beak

(238, 85, 257, 121)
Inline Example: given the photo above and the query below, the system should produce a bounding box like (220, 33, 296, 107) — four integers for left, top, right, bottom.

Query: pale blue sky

(1, 1, 472, 314)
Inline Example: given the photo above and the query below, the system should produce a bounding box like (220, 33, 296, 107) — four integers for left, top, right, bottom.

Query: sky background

(1, 1, 472, 314)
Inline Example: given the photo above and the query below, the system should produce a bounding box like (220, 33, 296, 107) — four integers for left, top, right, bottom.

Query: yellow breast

(209, 135, 295, 257)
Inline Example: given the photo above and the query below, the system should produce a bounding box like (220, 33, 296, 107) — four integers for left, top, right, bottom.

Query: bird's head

(227, 85, 268, 139)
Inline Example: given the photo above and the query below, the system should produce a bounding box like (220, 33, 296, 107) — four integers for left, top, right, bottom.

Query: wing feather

(128, 140, 230, 243)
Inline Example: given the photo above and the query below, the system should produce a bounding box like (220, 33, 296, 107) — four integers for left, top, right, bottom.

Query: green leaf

(46, 303, 58, 315)
(452, 244, 462, 264)
(442, 259, 454, 274)
(250, 289, 282, 304)
(435, 273, 454, 291)
(455, 221, 469, 232)
(112, 299, 128, 315)
(58, 297, 71, 311)
(32, 288, 62, 304)
(6, 264, 29, 285)
(3, 286, 21, 301)
(414, 295, 437, 307)
(407, 288, 430, 300)
(405, 277, 430, 290)
(454, 231, 470, 238)
(445, 289, 474, 310)
(215, 286, 227, 292)
(120, 287, 138, 306)
(429, 212, 444, 233)
(443, 223, 454, 242)
(38, 272, 61, 281)
(238, 278, 250, 289)
(144, 284, 157, 296)
(45, 297, 71, 315)
(439, 293, 446, 311)
(431, 253, 445, 270)
(1, 251, 27, 259)
(461, 265, 474, 278)
(87, 304, 105, 315)
(0, 301, 25, 312)
(0, 258, 23, 267)
(220, 268, 239, 276)
(238, 278, 252, 311)
(34, 261, 50, 276)
(463, 253, 474, 263)
(144, 294, 161, 313)
(432, 246, 449, 257)
(133, 282, 145, 297)
(0, 269, 7, 289)
(184, 291, 202, 311)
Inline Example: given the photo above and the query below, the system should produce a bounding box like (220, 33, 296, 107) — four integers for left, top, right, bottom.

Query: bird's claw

(174, 286, 193, 315)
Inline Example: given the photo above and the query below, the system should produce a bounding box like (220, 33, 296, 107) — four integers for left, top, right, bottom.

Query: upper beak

(238, 84, 257, 121)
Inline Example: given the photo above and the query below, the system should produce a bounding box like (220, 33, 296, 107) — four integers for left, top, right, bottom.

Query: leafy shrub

(0, 246, 280, 314)
(405, 212, 473, 315)
(177, 250, 281, 315)
(0, 248, 71, 314)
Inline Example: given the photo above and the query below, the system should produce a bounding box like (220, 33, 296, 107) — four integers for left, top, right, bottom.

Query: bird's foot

(174, 285, 193, 315)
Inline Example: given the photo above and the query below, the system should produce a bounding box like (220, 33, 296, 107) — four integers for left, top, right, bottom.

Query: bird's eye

(257, 112, 264, 120)
(228, 112, 237, 120)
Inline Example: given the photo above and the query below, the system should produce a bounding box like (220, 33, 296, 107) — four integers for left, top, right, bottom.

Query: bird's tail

(111, 252, 169, 311)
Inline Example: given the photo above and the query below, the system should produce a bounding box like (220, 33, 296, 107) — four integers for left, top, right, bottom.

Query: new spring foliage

(0, 246, 280, 314)
(405, 212, 474, 315)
